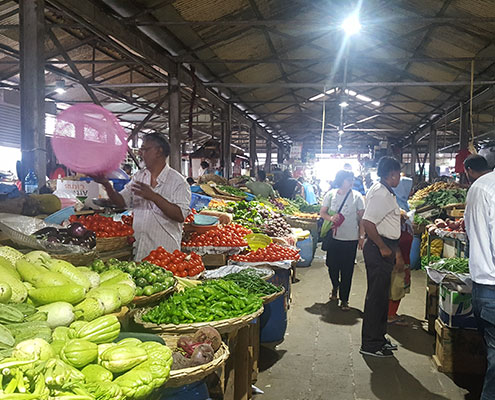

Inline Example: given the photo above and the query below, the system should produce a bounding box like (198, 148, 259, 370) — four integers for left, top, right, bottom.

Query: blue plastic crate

(190, 193, 212, 211)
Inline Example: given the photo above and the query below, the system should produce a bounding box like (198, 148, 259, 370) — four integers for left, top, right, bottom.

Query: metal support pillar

(410, 134, 418, 178)
(265, 140, 272, 173)
(168, 71, 181, 172)
(459, 101, 469, 150)
(19, 0, 46, 188)
(277, 145, 284, 165)
(249, 123, 257, 175)
(428, 127, 437, 182)
(222, 105, 232, 179)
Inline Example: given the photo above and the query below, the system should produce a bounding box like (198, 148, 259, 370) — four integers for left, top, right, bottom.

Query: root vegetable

(192, 326, 222, 351)
(190, 344, 214, 366)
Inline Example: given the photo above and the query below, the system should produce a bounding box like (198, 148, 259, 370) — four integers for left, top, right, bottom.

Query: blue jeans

(472, 282, 495, 400)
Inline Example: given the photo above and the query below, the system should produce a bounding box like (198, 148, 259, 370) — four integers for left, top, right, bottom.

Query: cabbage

(38, 302, 75, 328)
(13, 338, 55, 361)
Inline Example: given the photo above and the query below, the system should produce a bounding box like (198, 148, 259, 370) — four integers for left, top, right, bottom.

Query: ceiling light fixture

(309, 93, 326, 102)
(339, 101, 349, 108)
(341, 13, 361, 36)
(337, 144, 343, 150)
(356, 94, 372, 102)
(371, 100, 381, 106)
(338, 129, 344, 135)
(55, 79, 66, 94)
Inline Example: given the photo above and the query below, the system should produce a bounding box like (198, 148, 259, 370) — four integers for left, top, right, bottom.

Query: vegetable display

(89, 258, 175, 297)
(142, 280, 263, 325)
(291, 195, 321, 214)
(428, 257, 469, 274)
(230, 243, 300, 262)
(222, 271, 281, 297)
(0, 316, 174, 399)
(69, 214, 134, 238)
(182, 224, 252, 248)
(33, 223, 97, 249)
(411, 181, 461, 203)
(142, 247, 205, 278)
(422, 189, 466, 209)
(217, 185, 248, 198)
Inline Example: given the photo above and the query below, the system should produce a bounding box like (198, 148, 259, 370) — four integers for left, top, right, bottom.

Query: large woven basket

(132, 281, 177, 307)
(162, 341, 230, 388)
(261, 287, 285, 305)
(95, 236, 130, 252)
(51, 251, 97, 266)
(134, 305, 264, 335)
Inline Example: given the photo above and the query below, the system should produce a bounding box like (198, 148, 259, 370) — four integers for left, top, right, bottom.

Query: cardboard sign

(55, 179, 107, 199)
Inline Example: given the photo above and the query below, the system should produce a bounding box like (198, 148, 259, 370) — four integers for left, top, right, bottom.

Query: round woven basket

(162, 342, 230, 388)
(51, 251, 97, 266)
(95, 236, 130, 252)
(261, 287, 285, 305)
(110, 305, 129, 325)
(132, 280, 177, 307)
(134, 305, 264, 335)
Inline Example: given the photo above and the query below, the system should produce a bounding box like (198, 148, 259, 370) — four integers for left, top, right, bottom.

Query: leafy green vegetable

(423, 189, 466, 208)
(428, 257, 469, 274)
(222, 271, 281, 296)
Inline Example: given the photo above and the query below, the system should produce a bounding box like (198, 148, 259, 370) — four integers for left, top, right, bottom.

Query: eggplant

(33, 227, 58, 237)
(67, 222, 88, 238)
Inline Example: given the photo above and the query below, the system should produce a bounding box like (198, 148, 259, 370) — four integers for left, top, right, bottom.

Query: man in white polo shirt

(464, 154, 495, 400)
(360, 156, 402, 358)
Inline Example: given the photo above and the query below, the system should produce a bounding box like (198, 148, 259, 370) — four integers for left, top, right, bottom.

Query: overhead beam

(131, 17, 495, 26)
(46, 0, 283, 149)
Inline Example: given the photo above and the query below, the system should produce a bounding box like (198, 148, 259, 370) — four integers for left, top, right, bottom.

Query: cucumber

(28, 284, 86, 306)
(46, 259, 91, 291)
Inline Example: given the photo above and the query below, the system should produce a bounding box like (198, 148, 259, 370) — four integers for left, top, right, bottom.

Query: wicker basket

(51, 251, 97, 266)
(134, 305, 264, 335)
(132, 281, 177, 307)
(261, 287, 285, 305)
(162, 341, 230, 388)
(95, 236, 130, 252)
(110, 306, 129, 326)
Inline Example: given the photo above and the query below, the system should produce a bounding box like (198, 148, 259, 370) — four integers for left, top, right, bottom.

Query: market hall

(0, 0, 493, 399)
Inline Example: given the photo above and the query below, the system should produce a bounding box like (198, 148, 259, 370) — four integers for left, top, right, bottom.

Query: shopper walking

(320, 170, 365, 311)
(463, 154, 495, 400)
(360, 156, 401, 358)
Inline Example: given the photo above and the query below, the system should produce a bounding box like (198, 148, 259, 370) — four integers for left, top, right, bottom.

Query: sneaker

(329, 289, 338, 301)
(340, 301, 350, 311)
(384, 339, 398, 351)
(359, 347, 394, 358)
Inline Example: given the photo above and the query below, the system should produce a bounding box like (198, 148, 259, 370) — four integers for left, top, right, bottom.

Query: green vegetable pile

(143, 280, 263, 325)
(421, 255, 441, 268)
(429, 257, 469, 274)
(222, 271, 281, 297)
(414, 214, 431, 226)
(423, 189, 466, 208)
(218, 185, 248, 198)
(292, 195, 321, 213)
(0, 315, 174, 399)
(89, 259, 175, 297)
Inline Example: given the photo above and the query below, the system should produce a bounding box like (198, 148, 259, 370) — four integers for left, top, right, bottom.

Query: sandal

(387, 316, 409, 326)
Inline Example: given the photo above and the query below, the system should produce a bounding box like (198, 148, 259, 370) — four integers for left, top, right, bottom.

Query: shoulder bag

(322, 190, 352, 251)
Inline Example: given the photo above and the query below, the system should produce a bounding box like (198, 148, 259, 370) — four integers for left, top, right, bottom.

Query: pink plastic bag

(52, 104, 128, 175)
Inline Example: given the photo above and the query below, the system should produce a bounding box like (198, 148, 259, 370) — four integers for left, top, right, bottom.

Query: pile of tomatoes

(69, 214, 134, 238)
(184, 209, 198, 224)
(142, 247, 205, 277)
(230, 243, 300, 262)
(182, 224, 252, 248)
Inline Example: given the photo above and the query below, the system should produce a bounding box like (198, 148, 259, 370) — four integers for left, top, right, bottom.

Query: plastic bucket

(296, 236, 313, 267)
(410, 235, 422, 270)
(157, 381, 209, 400)
(260, 293, 288, 343)
(190, 193, 212, 211)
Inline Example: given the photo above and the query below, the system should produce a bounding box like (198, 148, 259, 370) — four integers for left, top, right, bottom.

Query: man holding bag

(360, 156, 402, 358)
(320, 170, 365, 311)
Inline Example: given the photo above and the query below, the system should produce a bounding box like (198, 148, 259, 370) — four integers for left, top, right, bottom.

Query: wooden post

(168, 70, 181, 172)
(411, 135, 418, 178)
(19, 0, 46, 188)
(459, 101, 469, 150)
(428, 127, 437, 182)
(234, 325, 250, 400)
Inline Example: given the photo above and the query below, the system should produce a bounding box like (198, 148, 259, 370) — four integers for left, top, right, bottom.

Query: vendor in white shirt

(464, 154, 495, 400)
(95, 133, 191, 260)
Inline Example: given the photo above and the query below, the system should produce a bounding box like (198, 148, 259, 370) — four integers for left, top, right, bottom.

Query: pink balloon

(52, 104, 128, 175)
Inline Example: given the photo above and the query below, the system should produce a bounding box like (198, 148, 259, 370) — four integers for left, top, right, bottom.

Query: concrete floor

(254, 248, 484, 400)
